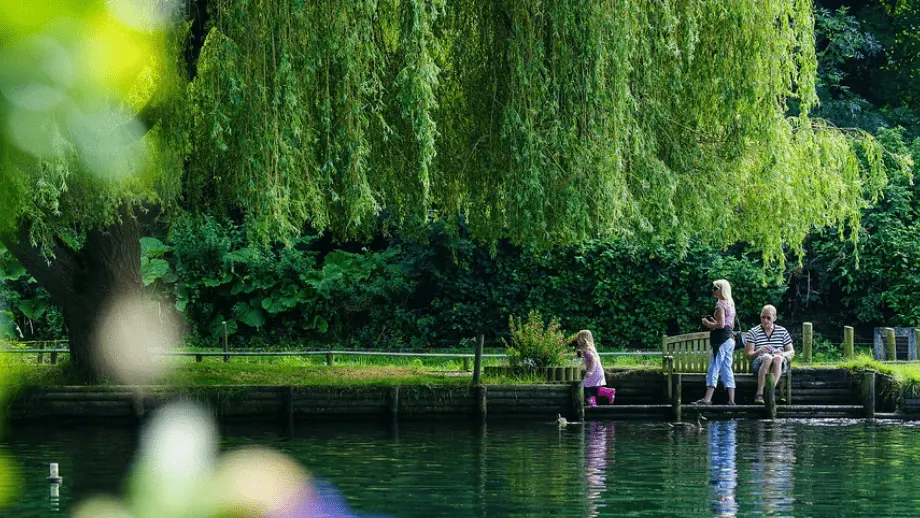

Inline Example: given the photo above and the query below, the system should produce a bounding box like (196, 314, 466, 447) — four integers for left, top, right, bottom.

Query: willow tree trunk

(2, 212, 142, 381)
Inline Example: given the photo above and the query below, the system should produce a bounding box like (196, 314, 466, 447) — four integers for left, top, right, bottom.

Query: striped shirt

(747, 324, 792, 353)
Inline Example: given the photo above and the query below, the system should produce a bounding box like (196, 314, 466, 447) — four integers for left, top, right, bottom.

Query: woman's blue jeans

(706, 338, 736, 389)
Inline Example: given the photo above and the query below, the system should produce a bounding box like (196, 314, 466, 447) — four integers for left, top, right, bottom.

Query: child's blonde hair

(575, 330, 596, 351)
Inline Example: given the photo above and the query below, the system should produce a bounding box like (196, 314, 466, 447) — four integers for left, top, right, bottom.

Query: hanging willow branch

(181, 0, 889, 262)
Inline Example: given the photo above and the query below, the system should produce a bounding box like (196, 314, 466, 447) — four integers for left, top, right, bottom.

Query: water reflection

(8, 419, 920, 517)
(750, 422, 796, 516)
(708, 420, 738, 517)
(584, 421, 614, 518)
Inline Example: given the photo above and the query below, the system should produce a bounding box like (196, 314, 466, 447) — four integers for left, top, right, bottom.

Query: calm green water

(3, 417, 920, 517)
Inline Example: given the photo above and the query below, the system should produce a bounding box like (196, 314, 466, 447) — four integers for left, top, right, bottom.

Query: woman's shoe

(753, 394, 765, 405)
(690, 399, 711, 405)
(586, 396, 598, 407)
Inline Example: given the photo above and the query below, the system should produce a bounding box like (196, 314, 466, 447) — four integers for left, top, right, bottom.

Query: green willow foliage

(184, 0, 886, 262)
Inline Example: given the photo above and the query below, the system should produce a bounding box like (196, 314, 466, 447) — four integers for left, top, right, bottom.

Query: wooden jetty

(6, 367, 908, 423)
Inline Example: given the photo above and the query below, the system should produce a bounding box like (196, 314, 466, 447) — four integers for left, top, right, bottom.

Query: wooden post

(222, 321, 229, 363)
(195, 354, 203, 363)
(286, 386, 295, 430)
(884, 328, 896, 361)
(472, 335, 484, 385)
(553, 367, 564, 383)
(915, 329, 920, 361)
(802, 323, 813, 363)
(863, 371, 876, 418)
(785, 369, 793, 405)
(571, 380, 585, 421)
(843, 326, 855, 359)
(132, 391, 145, 420)
(764, 373, 777, 419)
(671, 373, 682, 422)
(389, 386, 399, 419)
(325, 352, 334, 366)
(463, 357, 471, 372)
(50, 351, 58, 365)
(37, 342, 44, 365)
(477, 385, 487, 420)
(664, 356, 674, 401)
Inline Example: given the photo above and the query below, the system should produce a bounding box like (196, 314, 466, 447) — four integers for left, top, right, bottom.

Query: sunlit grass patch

(836, 354, 920, 386)
(165, 363, 472, 387)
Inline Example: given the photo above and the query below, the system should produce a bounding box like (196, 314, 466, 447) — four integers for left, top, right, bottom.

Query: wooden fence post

(463, 357, 471, 372)
(764, 373, 777, 419)
(664, 356, 674, 401)
(843, 326, 854, 359)
(915, 329, 920, 361)
(37, 342, 44, 365)
(325, 352, 334, 366)
(222, 321, 229, 363)
(472, 335, 484, 385)
(671, 374, 682, 422)
(863, 371, 876, 418)
(571, 381, 585, 422)
(802, 323, 813, 362)
(133, 391, 145, 420)
(286, 386, 295, 430)
(884, 328, 896, 361)
(389, 386, 400, 419)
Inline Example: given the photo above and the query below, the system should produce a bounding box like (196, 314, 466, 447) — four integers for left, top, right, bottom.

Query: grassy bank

(7, 351, 910, 389)
(1, 359, 547, 388)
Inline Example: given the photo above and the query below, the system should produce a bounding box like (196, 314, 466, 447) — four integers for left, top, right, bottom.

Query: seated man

(744, 305, 794, 404)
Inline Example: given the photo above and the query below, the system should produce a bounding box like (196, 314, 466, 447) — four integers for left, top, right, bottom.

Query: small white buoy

(47, 463, 62, 483)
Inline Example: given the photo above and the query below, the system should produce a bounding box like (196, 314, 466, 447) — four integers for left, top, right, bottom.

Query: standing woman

(693, 279, 737, 405)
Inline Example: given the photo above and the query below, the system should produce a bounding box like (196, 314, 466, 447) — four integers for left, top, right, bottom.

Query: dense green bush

(168, 215, 419, 347)
(0, 219, 793, 350)
(503, 311, 571, 368)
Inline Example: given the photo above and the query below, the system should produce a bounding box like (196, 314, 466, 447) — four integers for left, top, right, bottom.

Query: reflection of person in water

(750, 422, 795, 515)
(708, 420, 738, 517)
(584, 421, 615, 518)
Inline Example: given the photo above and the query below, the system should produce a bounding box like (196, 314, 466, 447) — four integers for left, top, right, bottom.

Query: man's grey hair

(761, 305, 777, 317)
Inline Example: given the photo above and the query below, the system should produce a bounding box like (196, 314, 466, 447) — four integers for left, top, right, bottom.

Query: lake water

(3, 417, 920, 517)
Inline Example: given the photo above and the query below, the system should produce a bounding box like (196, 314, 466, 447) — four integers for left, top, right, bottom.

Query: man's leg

(771, 355, 784, 389)
(756, 356, 773, 400)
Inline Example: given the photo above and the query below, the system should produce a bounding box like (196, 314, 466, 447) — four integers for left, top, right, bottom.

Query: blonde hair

(575, 330, 596, 351)
(712, 279, 734, 308)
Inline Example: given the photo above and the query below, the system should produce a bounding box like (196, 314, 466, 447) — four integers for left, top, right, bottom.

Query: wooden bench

(661, 331, 792, 404)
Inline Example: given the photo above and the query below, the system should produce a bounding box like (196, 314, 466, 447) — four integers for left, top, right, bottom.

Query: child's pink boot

(586, 396, 597, 407)
(597, 387, 616, 404)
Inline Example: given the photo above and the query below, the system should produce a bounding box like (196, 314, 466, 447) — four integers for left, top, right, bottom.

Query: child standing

(576, 330, 616, 407)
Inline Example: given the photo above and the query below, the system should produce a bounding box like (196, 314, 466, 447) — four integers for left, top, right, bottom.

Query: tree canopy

(2, 0, 892, 261)
(180, 0, 889, 263)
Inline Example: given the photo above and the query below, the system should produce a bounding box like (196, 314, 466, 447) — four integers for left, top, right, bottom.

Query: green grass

(0, 356, 551, 388)
(833, 354, 920, 385)
(598, 354, 662, 370)
(15, 349, 916, 390)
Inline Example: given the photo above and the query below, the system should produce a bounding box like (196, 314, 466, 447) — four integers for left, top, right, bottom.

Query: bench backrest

(661, 331, 751, 373)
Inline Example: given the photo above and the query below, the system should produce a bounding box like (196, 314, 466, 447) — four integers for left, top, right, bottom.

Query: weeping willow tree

(188, 0, 886, 262)
(1, 0, 889, 377)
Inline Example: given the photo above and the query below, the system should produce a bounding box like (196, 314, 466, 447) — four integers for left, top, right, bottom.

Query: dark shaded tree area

(783, 0, 920, 335)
